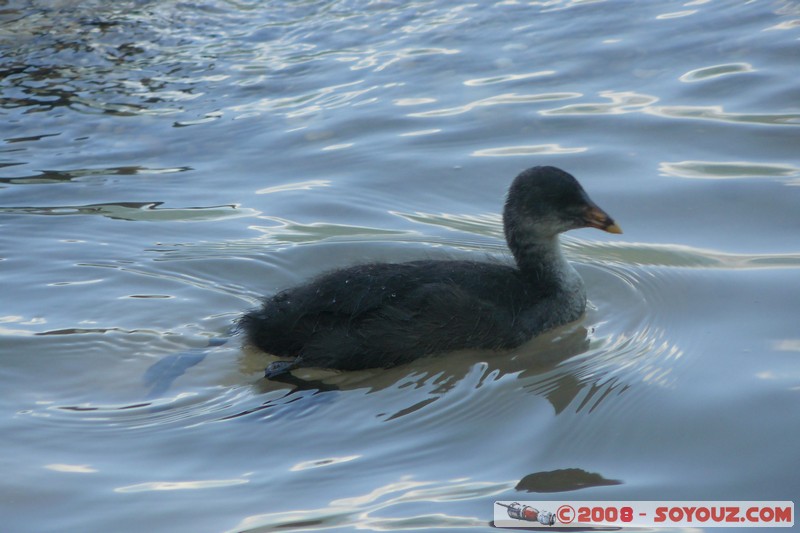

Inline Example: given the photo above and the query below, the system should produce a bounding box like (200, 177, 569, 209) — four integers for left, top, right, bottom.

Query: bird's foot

(265, 360, 298, 379)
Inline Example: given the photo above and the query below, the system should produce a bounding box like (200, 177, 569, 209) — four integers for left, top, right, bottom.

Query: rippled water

(2, 1, 799, 531)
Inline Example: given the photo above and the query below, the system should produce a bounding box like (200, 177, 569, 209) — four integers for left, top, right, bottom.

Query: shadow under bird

(240, 165, 622, 378)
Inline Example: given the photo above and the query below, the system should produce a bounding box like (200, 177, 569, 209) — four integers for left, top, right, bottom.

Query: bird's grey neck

(508, 232, 579, 288)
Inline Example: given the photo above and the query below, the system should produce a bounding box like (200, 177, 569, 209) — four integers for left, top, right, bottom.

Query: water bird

(240, 166, 622, 378)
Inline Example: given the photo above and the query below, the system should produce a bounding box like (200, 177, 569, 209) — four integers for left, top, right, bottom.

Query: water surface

(2, 1, 799, 531)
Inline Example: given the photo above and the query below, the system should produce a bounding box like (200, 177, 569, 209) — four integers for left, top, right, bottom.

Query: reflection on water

(515, 468, 622, 493)
(1, 1, 221, 117)
(33, 247, 683, 427)
(24, 239, 682, 424)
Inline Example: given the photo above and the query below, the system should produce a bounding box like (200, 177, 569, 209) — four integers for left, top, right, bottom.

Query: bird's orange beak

(583, 204, 623, 234)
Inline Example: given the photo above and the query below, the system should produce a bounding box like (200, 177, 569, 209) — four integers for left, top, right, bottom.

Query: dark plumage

(240, 166, 621, 377)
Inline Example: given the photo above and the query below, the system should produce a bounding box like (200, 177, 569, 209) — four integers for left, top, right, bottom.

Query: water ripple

(230, 477, 505, 532)
(646, 104, 800, 127)
(517, 261, 684, 414)
(564, 239, 800, 270)
(679, 62, 755, 83)
(540, 91, 658, 116)
(659, 160, 800, 180)
(249, 216, 411, 246)
(29, 386, 258, 431)
(472, 144, 587, 157)
(410, 92, 580, 118)
(255, 179, 332, 195)
(239, 212, 800, 272)
(228, 80, 380, 118)
(347, 46, 460, 72)
(464, 70, 556, 86)
(0, 166, 191, 185)
(0, 202, 258, 222)
(538, 90, 800, 126)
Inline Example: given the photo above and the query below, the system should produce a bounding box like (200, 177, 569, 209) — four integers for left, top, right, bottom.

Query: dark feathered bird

(240, 166, 622, 378)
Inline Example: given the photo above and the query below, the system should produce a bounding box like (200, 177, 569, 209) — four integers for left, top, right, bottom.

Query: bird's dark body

(240, 166, 620, 376)
(240, 259, 580, 371)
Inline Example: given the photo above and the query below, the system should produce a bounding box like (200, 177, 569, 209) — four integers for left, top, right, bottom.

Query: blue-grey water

(2, 1, 799, 532)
